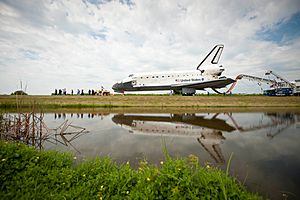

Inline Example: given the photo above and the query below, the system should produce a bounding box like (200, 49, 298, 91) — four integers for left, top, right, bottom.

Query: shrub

(10, 90, 28, 95)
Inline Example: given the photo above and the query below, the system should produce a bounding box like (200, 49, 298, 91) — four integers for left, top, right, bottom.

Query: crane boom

(225, 74, 276, 94)
(226, 70, 297, 96)
(236, 74, 277, 85)
(265, 70, 295, 88)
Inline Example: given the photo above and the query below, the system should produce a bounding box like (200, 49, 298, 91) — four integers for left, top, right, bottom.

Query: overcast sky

(1, 0, 300, 94)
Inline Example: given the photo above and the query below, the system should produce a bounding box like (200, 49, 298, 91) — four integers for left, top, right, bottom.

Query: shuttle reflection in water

(112, 113, 299, 164)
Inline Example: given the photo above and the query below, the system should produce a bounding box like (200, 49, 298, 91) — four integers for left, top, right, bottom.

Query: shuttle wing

(171, 77, 235, 90)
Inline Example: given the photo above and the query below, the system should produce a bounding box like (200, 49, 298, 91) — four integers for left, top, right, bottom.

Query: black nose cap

(112, 83, 123, 92)
(112, 83, 118, 91)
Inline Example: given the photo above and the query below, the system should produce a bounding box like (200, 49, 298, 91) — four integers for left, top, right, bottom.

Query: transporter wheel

(173, 90, 181, 95)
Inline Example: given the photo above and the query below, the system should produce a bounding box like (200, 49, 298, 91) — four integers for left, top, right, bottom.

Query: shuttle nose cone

(112, 83, 119, 91)
(112, 82, 123, 92)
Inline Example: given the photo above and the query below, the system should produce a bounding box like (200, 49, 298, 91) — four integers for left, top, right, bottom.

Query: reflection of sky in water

(40, 112, 300, 200)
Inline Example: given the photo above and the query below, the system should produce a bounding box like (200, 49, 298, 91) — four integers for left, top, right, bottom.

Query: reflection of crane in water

(112, 112, 299, 164)
(227, 113, 298, 139)
(265, 113, 297, 139)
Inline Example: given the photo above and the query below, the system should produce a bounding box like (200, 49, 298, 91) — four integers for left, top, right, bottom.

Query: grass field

(0, 95, 300, 109)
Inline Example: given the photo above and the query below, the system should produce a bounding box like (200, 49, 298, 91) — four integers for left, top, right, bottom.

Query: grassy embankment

(0, 140, 262, 199)
(0, 95, 300, 109)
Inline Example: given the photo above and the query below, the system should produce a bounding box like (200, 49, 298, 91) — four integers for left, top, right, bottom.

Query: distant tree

(10, 90, 28, 95)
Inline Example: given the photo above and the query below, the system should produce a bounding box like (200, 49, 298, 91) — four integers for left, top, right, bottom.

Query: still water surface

(39, 111, 300, 199)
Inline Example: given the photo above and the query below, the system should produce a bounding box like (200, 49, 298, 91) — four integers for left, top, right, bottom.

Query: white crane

(226, 70, 297, 96)
(265, 70, 295, 88)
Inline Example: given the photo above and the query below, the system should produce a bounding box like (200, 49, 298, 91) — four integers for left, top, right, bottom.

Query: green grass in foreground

(0, 141, 263, 200)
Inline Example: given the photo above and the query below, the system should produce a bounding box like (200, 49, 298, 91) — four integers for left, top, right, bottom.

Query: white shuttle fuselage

(112, 44, 235, 95)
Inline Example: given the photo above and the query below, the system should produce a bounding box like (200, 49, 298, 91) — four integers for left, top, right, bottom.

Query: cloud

(0, 0, 300, 94)
(19, 48, 40, 60)
(256, 12, 300, 44)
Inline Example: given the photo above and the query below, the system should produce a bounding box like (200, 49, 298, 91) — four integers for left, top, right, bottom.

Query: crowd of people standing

(53, 87, 110, 96)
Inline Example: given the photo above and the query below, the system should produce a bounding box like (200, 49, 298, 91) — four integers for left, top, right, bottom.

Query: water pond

(4, 110, 300, 199)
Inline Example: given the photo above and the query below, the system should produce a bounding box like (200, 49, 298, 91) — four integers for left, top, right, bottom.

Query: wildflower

(177, 168, 181, 171)
(206, 165, 210, 169)
(188, 154, 199, 164)
(73, 156, 77, 160)
(126, 161, 130, 165)
(1, 158, 6, 162)
(140, 160, 148, 165)
(147, 177, 151, 181)
(36, 156, 39, 159)
(160, 161, 164, 165)
(82, 174, 86, 177)
(100, 185, 104, 190)
(62, 182, 65, 185)
(100, 197, 103, 200)
(126, 191, 130, 194)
